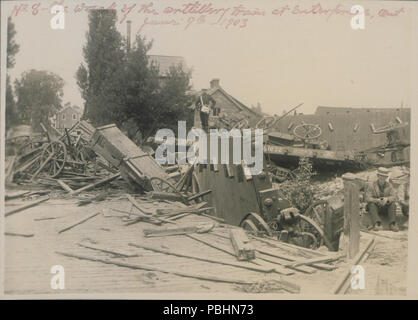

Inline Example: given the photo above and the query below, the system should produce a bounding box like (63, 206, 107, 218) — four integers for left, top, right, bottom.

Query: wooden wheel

(38, 140, 67, 178)
(240, 212, 273, 236)
(293, 123, 322, 140)
(299, 213, 332, 249)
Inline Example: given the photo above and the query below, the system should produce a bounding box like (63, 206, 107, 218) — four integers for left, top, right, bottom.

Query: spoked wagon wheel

(37, 140, 67, 178)
(255, 116, 277, 130)
(298, 214, 332, 250)
(149, 176, 188, 204)
(240, 212, 273, 236)
(293, 123, 322, 141)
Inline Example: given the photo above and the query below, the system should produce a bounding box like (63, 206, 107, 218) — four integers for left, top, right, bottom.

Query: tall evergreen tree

(76, 10, 193, 141)
(6, 17, 20, 131)
(76, 9, 126, 125)
(7, 17, 19, 69)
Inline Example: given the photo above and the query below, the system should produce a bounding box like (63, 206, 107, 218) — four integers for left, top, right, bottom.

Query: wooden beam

(342, 174, 360, 258)
(78, 242, 138, 257)
(187, 189, 212, 202)
(5, 191, 30, 201)
(6, 155, 17, 183)
(229, 228, 256, 261)
(70, 173, 120, 196)
(5, 197, 49, 217)
(285, 255, 343, 268)
(57, 179, 73, 193)
(5, 232, 34, 237)
(128, 243, 275, 274)
(58, 210, 102, 233)
(332, 238, 375, 294)
(56, 251, 253, 285)
(186, 234, 294, 275)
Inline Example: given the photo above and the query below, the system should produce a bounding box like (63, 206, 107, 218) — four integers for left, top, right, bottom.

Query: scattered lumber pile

(5, 121, 210, 209)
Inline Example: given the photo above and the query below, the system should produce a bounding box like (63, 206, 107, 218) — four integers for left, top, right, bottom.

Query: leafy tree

(6, 17, 20, 132)
(14, 70, 64, 131)
(118, 35, 160, 139)
(154, 65, 194, 133)
(77, 10, 193, 142)
(7, 17, 20, 69)
(76, 9, 126, 124)
(6, 75, 18, 131)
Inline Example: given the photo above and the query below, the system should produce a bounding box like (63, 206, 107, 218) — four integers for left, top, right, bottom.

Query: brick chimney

(210, 78, 220, 89)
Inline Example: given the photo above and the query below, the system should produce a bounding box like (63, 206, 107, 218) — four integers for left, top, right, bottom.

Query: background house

(52, 105, 82, 131)
(194, 78, 262, 128)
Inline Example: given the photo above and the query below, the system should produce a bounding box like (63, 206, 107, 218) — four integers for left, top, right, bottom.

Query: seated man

(365, 167, 398, 232)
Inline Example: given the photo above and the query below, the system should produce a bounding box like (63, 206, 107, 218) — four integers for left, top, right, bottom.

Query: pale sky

(4, 0, 416, 115)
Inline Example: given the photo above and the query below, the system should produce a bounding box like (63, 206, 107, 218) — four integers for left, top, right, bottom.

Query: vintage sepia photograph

(1, 0, 417, 298)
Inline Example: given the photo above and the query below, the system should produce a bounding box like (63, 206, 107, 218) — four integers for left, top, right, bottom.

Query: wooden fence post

(342, 173, 360, 259)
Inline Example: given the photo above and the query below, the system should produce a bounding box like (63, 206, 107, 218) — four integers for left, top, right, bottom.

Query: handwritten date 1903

(213, 17, 248, 29)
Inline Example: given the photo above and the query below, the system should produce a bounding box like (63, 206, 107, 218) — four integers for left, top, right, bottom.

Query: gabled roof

(200, 86, 260, 117)
(148, 55, 189, 76)
(57, 105, 82, 115)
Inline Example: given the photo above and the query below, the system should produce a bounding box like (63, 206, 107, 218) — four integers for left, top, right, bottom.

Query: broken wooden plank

(70, 173, 120, 196)
(56, 251, 253, 285)
(5, 191, 30, 201)
(5, 197, 49, 217)
(143, 223, 214, 237)
(78, 242, 138, 257)
(186, 233, 294, 275)
(256, 252, 317, 274)
(332, 238, 375, 294)
(342, 174, 360, 258)
(187, 189, 212, 202)
(144, 226, 198, 237)
(168, 212, 193, 221)
(249, 234, 326, 257)
(128, 243, 275, 274)
(58, 210, 102, 234)
(57, 179, 73, 193)
(6, 155, 17, 183)
(31, 152, 54, 181)
(5, 232, 34, 237)
(285, 255, 343, 268)
(230, 228, 256, 261)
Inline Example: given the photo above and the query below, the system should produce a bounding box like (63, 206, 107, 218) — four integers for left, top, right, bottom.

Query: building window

(73, 114, 77, 120)
(62, 114, 66, 120)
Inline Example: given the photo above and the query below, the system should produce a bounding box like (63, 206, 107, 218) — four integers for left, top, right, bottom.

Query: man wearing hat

(365, 167, 398, 232)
